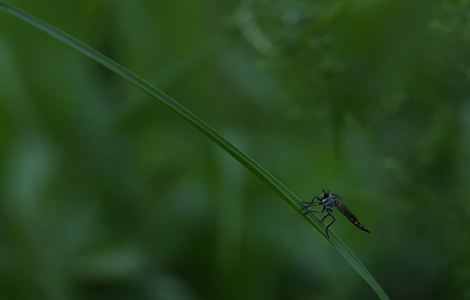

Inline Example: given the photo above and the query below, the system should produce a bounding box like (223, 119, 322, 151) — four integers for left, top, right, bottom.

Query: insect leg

(301, 197, 322, 214)
(320, 208, 332, 221)
(301, 201, 317, 208)
(302, 196, 321, 206)
(325, 214, 336, 237)
(320, 209, 335, 237)
(301, 204, 321, 215)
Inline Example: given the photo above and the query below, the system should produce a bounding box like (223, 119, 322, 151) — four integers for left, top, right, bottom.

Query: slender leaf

(0, 3, 389, 299)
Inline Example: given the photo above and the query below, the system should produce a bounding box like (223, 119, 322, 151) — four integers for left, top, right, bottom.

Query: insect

(301, 188, 370, 237)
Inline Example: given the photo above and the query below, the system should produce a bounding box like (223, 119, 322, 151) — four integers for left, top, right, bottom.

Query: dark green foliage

(0, 0, 469, 299)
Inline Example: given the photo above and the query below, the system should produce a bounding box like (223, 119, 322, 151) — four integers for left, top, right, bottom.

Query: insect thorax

(321, 193, 341, 209)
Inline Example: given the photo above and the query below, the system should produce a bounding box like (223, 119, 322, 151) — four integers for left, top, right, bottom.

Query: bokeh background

(1, 0, 469, 299)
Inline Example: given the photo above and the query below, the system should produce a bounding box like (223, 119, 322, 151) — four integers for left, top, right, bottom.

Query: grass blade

(0, 3, 389, 299)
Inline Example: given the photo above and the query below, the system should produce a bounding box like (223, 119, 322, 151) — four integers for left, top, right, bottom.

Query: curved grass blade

(0, 3, 389, 299)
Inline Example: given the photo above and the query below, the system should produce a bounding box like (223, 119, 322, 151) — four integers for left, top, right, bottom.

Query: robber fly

(301, 189, 370, 237)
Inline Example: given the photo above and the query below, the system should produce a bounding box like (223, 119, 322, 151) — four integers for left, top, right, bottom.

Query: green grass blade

(0, 3, 389, 299)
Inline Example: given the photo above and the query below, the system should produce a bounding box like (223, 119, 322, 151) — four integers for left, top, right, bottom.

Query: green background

(0, 0, 469, 299)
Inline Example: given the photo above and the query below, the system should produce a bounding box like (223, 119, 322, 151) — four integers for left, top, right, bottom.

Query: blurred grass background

(1, 0, 470, 299)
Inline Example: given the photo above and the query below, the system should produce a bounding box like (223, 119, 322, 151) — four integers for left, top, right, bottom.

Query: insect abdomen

(336, 203, 371, 233)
